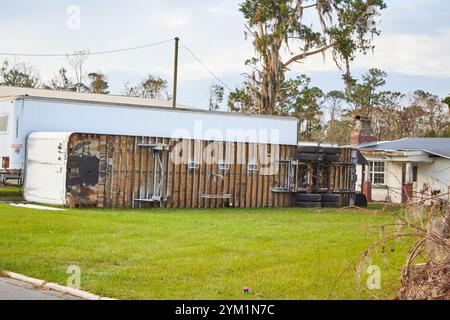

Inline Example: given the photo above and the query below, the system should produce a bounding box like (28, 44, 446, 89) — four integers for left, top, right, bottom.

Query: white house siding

(372, 161, 403, 203)
(357, 157, 450, 204)
(415, 158, 450, 201)
(356, 161, 403, 203)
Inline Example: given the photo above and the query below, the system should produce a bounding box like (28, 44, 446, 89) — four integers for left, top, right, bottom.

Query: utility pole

(172, 37, 179, 108)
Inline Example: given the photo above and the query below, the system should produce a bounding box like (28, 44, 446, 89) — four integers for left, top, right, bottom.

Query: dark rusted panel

(67, 155, 100, 186)
(66, 134, 101, 207)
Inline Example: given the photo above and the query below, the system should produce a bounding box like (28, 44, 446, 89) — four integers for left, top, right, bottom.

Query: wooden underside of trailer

(64, 134, 359, 209)
(66, 133, 296, 208)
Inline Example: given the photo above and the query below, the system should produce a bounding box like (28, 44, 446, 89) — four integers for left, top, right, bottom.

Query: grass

(0, 186, 24, 202)
(0, 203, 412, 300)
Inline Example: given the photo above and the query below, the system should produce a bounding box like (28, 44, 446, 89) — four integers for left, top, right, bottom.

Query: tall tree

(294, 86, 324, 142)
(443, 95, 450, 109)
(346, 68, 387, 115)
(44, 68, 76, 91)
(0, 60, 40, 88)
(398, 103, 425, 138)
(411, 90, 449, 137)
(67, 50, 89, 92)
(207, 83, 225, 111)
(228, 85, 256, 113)
(141, 75, 168, 99)
(325, 90, 346, 143)
(239, 0, 386, 115)
(281, 75, 324, 141)
(371, 90, 404, 140)
(88, 72, 109, 94)
(124, 75, 169, 100)
(443, 95, 450, 137)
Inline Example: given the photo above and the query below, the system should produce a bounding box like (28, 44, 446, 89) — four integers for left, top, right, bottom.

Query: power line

(0, 39, 174, 57)
(0, 37, 235, 93)
(181, 41, 232, 91)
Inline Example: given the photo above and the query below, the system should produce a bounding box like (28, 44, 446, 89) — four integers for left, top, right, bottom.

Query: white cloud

(285, 29, 450, 78)
(0, 0, 449, 105)
(207, 8, 222, 14)
(165, 14, 189, 28)
(355, 30, 450, 77)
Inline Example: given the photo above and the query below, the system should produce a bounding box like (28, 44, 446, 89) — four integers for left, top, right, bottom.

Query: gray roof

(0, 85, 197, 109)
(360, 138, 450, 159)
(0, 85, 296, 121)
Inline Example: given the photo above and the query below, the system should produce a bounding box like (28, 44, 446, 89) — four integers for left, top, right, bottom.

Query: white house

(350, 117, 450, 204)
(357, 138, 450, 204)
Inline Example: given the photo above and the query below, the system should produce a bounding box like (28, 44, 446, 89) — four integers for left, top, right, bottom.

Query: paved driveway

(0, 277, 80, 300)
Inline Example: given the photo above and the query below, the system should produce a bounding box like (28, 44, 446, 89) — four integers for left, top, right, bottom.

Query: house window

(370, 161, 385, 185)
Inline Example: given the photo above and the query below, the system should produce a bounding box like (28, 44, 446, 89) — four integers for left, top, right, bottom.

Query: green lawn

(0, 186, 24, 202)
(0, 203, 411, 300)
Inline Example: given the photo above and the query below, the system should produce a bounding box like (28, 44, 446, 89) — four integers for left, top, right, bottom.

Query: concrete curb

(1, 270, 115, 300)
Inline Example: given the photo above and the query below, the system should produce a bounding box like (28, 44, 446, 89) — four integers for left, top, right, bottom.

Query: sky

(0, 0, 449, 109)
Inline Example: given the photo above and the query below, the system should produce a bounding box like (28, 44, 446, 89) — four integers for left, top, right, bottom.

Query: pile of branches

(399, 259, 450, 300)
(341, 190, 450, 300)
(397, 197, 450, 300)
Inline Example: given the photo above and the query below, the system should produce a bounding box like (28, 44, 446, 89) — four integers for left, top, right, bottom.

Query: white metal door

(24, 132, 72, 205)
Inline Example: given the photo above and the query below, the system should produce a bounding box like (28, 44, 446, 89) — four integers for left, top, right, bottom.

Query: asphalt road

(0, 277, 80, 300)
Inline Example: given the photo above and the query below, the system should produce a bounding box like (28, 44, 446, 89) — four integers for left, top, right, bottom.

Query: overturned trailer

(5, 87, 366, 209)
(24, 133, 366, 209)
(0, 86, 296, 182)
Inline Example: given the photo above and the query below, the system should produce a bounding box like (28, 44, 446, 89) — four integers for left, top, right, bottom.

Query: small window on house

(413, 165, 418, 183)
(0, 115, 8, 133)
(370, 161, 385, 185)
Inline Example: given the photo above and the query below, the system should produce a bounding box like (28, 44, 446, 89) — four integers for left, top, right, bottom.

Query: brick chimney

(351, 115, 377, 203)
(350, 116, 377, 146)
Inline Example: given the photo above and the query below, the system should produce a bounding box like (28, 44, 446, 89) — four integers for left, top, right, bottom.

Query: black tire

(297, 146, 322, 153)
(296, 153, 323, 161)
(323, 154, 340, 162)
(320, 194, 342, 202)
(321, 201, 341, 208)
(322, 147, 342, 155)
(296, 194, 321, 202)
(354, 193, 368, 207)
(295, 201, 322, 208)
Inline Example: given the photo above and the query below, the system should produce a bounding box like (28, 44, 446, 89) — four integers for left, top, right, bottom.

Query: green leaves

(124, 75, 169, 100)
(88, 72, 109, 94)
(238, 0, 386, 115)
(0, 60, 40, 88)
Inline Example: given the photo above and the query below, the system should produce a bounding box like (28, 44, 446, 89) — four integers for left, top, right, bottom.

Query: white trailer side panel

(0, 100, 15, 167)
(8, 97, 298, 170)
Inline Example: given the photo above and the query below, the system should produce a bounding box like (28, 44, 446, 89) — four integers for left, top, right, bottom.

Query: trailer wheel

(354, 193, 368, 207)
(295, 194, 321, 202)
(320, 194, 342, 202)
(297, 146, 322, 153)
(296, 153, 322, 161)
(295, 201, 322, 208)
(323, 154, 340, 162)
